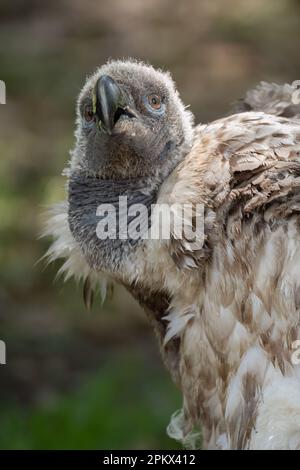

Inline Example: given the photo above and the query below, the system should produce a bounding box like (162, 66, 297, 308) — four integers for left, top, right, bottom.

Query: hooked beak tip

(94, 75, 124, 134)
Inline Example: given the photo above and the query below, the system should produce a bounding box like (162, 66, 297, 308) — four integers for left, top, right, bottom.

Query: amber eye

(148, 94, 162, 110)
(84, 104, 94, 123)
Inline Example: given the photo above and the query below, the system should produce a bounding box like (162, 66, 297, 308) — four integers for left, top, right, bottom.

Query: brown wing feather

(234, 82, 300, 119)
(163, 112, 300, 268)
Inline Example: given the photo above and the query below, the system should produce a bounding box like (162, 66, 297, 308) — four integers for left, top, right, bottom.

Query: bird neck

(67, 173, 159, 272)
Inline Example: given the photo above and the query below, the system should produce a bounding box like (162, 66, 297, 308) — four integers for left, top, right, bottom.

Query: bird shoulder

(159, 111, 300, 269)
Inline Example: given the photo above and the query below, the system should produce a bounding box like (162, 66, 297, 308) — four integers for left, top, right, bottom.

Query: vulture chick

(45, 60, 300, 449)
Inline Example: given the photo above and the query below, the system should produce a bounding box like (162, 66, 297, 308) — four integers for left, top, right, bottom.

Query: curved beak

(93, 75, 127, 135)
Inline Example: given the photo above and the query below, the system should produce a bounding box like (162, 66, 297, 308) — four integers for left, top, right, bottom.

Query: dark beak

(94, 75, 128, 135)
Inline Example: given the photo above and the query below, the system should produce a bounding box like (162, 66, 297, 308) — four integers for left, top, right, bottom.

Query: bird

(45, 59, 300, 449)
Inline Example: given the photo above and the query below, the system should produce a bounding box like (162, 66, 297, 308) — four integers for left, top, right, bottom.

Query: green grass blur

(0, 354, 181, 450)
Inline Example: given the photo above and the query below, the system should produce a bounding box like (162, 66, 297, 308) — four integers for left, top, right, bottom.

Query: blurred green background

(1, 0, 300, 450)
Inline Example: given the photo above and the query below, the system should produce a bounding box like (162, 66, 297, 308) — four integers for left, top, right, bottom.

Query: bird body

(45, 60, 300, 449)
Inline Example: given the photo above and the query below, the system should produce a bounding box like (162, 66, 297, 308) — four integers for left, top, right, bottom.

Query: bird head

(67, 60, 194, 272)
(71, 59, 194, 180)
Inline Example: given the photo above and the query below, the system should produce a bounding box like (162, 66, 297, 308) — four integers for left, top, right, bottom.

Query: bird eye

(83, 104, 95, 123)
(147, 94, 162, 110)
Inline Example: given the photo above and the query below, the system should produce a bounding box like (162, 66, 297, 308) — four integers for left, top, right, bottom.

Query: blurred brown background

(1, 0, 300, 449)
